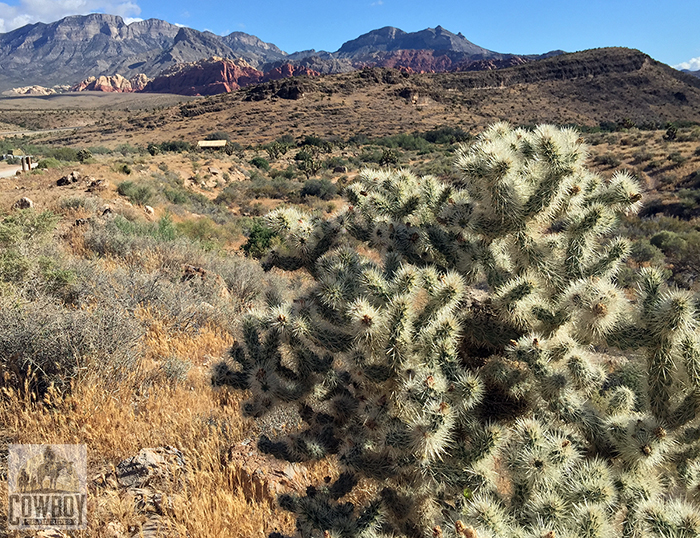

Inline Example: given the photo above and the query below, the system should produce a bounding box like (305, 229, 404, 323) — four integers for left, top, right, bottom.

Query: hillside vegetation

(1, 54, 700, 536)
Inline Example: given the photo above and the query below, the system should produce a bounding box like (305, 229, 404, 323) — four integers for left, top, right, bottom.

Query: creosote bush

(214, 123, 700, 538)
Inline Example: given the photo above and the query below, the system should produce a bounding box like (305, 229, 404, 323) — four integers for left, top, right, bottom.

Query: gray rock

(115, 446, 186, 490)
(11, 197, 33, 209)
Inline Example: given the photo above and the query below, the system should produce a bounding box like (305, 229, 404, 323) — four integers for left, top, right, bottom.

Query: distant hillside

(31, 47, 699, 151)
(0, 14, 560, 93)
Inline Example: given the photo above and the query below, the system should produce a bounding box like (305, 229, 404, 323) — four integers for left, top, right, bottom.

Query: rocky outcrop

(5, 85, 56, 96)
(71, 73, 149, 93)
(143, 57, 263, 95)
(12, 197, 34, 209)
(262, 63, 320, 81)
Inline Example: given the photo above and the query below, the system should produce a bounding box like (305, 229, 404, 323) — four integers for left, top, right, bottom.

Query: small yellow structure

(197, 140, 228, 149)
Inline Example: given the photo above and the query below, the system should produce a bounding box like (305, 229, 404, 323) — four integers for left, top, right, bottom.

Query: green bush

(250, 156, 271, 171)
(300, 178, 338, 200)
(117, 181, 153, 205)
(36, 158, 62, 169)
(650, 230, 687, 253)
(46, 147, 79, 162)
(240, 219, 276, 259)
(594, 153, 622, 167)
(205, 131, 230, 141)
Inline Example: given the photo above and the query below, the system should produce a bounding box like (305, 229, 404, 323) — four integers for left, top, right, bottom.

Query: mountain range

(0, 14, 561, 94)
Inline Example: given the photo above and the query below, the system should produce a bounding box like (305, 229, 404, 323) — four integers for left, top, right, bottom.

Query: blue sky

(0, 0, 699, 69)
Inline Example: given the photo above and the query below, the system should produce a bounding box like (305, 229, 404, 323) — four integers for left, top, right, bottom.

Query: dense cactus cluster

(213, 123, 700, 538)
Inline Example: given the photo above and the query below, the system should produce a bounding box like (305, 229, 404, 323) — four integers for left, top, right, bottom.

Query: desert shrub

(667, 151, 688, 167)
(0, 209, 59, 247)
(0, 210, 63, 288)
(250, 156, 271, 171)
(36, 157, 62, 169)
(664, 124, 678, 141)
(375, 133, 431, 152)
(379, 147, 400, 166)
(300, 135, 333, 153)
(158, 140, 193, 153)
(176, 217, 224, 249)
(240, 219, 276, 259)
(115, 163, 132, 175)
(163, 187, 188, 205)
(59, 196, 100, 212)
(115, 143, 142, 156)
(348, 133, 369, 146)
(117, 180, 153, 205)
(632, 150, 653, 164)
(358, 147, 383, 163)
(45, 147, 78, 162)
(76, 149, 92, 163)
(300, 178, 337, 200)
(0, 292, 142, 396)
(422, 125, 472, 144)
(269, 166, 297, 180)
(594, 152, 622, 167)
(205, 131, 230, 141)
(87, 145, 112, 155)
(630, 238, 665, 265)
(213, 123, 700, 538)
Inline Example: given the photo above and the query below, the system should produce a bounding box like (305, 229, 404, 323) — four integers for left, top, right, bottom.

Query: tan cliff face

(71, 74, 150, 93)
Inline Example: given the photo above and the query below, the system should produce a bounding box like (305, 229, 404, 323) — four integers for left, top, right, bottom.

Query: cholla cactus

(214, 123, 700, 538)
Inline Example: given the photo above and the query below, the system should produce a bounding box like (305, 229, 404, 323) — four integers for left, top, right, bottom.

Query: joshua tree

(214, 123, 700, 538)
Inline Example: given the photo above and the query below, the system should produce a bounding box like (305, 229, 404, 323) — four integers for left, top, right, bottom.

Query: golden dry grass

(0, 318, 300, 537)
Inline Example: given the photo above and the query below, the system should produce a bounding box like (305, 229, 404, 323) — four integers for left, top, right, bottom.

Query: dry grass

(0, 324, 301, 537)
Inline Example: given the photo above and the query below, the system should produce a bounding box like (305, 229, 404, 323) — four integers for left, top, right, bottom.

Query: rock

(101, 205, 113, 216)
(74, 218, 91, 226)
(181, 264, 231, 300)
(226, 440, 308, 507)
(262, 63, 320, 82)
(208, 167, 221, 175)
(71, 73, 146, 93)
(12, 197, 33, 209)
(333, 166, 347, 173)
(143, 56, 264, 96)
(86, 178, 109, 192)
(115, 447, 186, 491)
(114, 448, 186, 537)
(144, 205, 155, 216)
(105, 521, 127, 538)
(57, 171, 81, 186)
(7, 85, 56, 96)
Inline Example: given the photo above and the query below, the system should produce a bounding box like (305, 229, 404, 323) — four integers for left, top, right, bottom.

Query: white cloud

(0, 0, 141, 33)
(674, 57, 700, 71)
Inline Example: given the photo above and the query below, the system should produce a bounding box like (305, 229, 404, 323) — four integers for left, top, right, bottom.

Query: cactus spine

(214, 123, 700, 538)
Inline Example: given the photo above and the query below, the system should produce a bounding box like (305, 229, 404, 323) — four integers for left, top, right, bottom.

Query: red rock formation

(143, 56, 263, 96)
(369, 50, 456, 73)
(262, 63, 320, 82)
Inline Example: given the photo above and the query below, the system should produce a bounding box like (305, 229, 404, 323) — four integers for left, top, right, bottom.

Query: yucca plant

(213, 123, 700, 538)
